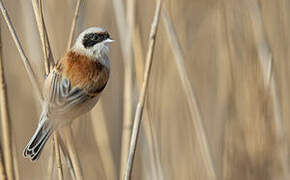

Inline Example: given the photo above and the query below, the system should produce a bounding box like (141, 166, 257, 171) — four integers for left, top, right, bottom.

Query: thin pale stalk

(48, 133, 75, 180)
(161, 9, 217, 180)
(12, 142, 19, 180)
(123, 1, 161, 179)
(31, 0, 55, 74)
(133, 25, 144, 90)
(119, 42, 134, 180)
(58, 134, 76, 180)
(67, 0, 82, 50)
(215, 6, 234, 179)
(133, 24, 162, 179)
(131, 7, 163, 179)
(0, 19, 14, 180)
(53, 133, 63, 180)
(112, 0, 134, 178)
(112, 0, 127, 43)
(63, 126, 83, 180)
(32, 1, 63, 179)
(47, 142, 55, 180)
(0, 146, 6, 180)
(90, 100, 117, 180)
(32, 0, 48, 73)
(250, 1, 289, 179)
(0, 0, 43, 101)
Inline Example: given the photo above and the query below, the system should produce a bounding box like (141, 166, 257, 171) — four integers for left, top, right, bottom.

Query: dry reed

(90, 100, 117, 180)
(57, 134, 76, 180)
(132, 26, 144, 89)
(53, 133, 63, 180)
(0, 15, 15, 180)
(123, 1, 161, 179)
(63, 127, 83, 180)
(250, 1, 289, 179)
(31, 0, 55, 72)
(31, 1, 64, 179)
(67, 0, 82, 50)
(47, 141, 55, 180)
(111, 0, 134, 178)
(0, 0, 43, 101)
(132, 21, 162, 180)
(215, 5, 233, 178)
(0, 10, 44, 177)
(12, 143, 19, 180)
(161, 8, 217, 180)
(0, 146, 6, 180)
(112, 0, 133, 177)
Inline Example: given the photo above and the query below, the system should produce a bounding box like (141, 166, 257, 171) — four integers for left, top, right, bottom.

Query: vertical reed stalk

(67, 0, 82, 50)
(124, 1, 161, 179)
(161, 9, 217, 180)
(133, 24, 162, 179)
(119, 25, 134, 180)
(0, 146, 6, 180)
(12, 143, 19, 180)
(63, 126, 83, 180)
(53, 133, 63, 180)
(0, 0, 43, 101)
(47, 142, 55, 180)
(250, 1, 289, 179)
(32, 0, 55, 71)
(0, 19, 15, 180)
(57, 134, 76, 180)
(129, 3, 162, 178)
(90, 100, 117, 180)
(32, 1, 63, 179)
(133, 26, 144, 89)
(112, 0, 134, 178)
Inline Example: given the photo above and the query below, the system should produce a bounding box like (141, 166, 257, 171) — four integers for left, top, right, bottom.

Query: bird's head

(72, 27, 114, 60)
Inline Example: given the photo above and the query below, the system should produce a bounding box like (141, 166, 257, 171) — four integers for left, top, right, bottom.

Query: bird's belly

(46, 94, 100, 128)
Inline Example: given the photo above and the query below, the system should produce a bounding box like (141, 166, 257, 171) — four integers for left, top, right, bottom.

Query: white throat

(72, 40, 111, 69)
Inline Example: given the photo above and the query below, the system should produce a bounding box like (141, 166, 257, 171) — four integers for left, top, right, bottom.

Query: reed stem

(0, 18, 15, 180)
(0, 146, 6, 180)
(0, 0, 43, 101)
(123, 1, 161, 179)
(161, 9, 217, 180)
(111, 0, 134, 177)
(32, 1, 64, 179)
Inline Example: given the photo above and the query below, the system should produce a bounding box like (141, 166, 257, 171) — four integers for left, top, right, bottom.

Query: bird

(23, 27, 114, 161)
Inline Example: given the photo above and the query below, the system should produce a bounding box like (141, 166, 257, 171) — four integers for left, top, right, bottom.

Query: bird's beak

(105, 38, 115, 43)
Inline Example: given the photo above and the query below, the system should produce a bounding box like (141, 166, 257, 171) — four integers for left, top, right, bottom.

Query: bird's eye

(98, 34, 103, 40)
(104, 33, 109, 39)
(91, 34, 98, 41)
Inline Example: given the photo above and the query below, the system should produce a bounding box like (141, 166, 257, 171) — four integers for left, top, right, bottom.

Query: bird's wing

(43, 70, 99, 121)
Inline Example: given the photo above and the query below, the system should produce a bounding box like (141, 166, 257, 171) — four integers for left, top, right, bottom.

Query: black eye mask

(82, 32, 110, 48)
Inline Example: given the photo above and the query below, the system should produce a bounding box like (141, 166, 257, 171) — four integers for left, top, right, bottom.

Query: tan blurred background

(0, 0, 290, 179)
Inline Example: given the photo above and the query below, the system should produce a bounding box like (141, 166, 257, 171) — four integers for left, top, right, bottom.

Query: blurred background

(0, 0, 290, 179)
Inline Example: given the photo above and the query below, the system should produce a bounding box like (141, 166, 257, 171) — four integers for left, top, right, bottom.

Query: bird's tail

(23, 114, 53, 161)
